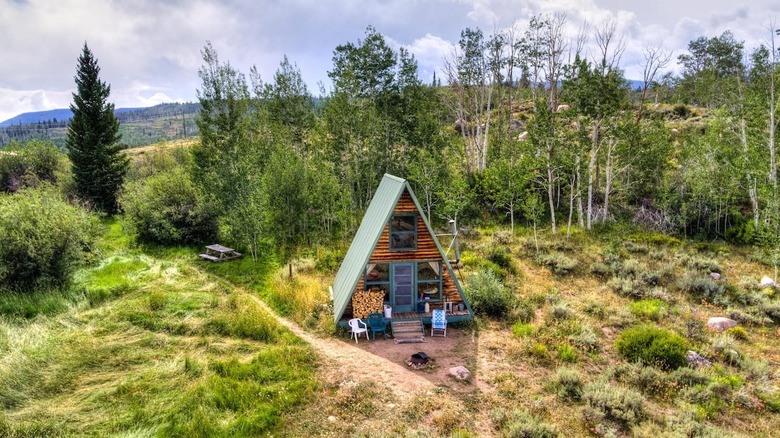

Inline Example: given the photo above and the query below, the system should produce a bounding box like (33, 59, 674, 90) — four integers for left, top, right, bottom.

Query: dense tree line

(164, 19, 780, 264)
(5, 19, 780, 279)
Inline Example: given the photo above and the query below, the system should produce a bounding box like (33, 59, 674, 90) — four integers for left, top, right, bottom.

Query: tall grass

(0, 220, 318, 436)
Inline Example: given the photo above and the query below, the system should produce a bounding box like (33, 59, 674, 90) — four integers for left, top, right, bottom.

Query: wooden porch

(338, 308, 472, 328)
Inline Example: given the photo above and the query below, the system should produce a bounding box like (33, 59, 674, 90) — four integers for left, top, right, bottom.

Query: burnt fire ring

(407, 352, 430, 369)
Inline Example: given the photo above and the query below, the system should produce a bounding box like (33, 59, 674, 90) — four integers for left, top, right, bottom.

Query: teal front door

(392, 263, 414, 312)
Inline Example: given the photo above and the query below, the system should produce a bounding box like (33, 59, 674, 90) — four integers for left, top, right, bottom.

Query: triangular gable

(332, 174, 472, 323)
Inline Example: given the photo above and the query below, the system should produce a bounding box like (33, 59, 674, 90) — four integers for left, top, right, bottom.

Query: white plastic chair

(348, 318, 369, 343)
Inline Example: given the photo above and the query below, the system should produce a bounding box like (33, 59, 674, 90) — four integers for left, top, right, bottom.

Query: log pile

(352, 289, 385, 318)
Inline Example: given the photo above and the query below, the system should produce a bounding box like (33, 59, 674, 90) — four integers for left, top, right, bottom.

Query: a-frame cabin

(332, 174, 472, 327)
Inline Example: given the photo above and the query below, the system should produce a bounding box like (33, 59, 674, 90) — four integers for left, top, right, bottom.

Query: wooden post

(289, 263, 293, 279)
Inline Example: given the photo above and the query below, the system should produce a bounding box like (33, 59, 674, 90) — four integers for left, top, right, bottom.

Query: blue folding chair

(431, 308, 447, 337)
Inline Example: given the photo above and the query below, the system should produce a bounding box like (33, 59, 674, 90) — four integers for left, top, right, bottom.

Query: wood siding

(344, 189, 464, 318)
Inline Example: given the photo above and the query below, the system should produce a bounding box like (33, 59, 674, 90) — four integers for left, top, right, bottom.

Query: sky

(1, 0, 779, 123)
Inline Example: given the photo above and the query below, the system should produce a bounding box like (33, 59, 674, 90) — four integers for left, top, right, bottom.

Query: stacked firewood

(352, 289, 385, 318)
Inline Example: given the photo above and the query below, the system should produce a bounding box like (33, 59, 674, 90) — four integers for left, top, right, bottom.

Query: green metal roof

(332, 174, 407, 323)
(332, 173, 473, 323)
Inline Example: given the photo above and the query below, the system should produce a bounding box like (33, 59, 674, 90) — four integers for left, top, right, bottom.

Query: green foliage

(66, 43, 128, 213)
(512, 322, 534, 338)
(0, 140, 66, 193)
(725, 326, 748, 341)
(465, 269, 514, 318)
(615, 325, 689, 370)
(582, 381, 645, 427)
(120, 168, 218, 244)
(161, 345, 316, 437)
(556, 344, 577, 363)
(0, 188, 97, 291)
(553, 367, 583, 400)
(629, 299, 669, 321)
(498, 409, 560, 438)
(535, 252, 578, 275)
(677, 275, 725, 304)
(568, 325, 600, 352)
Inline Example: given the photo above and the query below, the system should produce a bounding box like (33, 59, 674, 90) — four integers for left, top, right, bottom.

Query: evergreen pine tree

(66, 43, 127, 213)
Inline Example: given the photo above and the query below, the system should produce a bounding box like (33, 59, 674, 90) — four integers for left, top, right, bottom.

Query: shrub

(0, 187, 97, 291)
(465, 269, 514, 318)
(615, 326, 689, 370)
(608, 277, 644, 299)
(553, 367, 583, 400)
(487, 246, 515, 274)
(0, 140, 66, 193)
(530, 343, 549, 361)
(556, 344, 577, 362)
(725, 326, 748, 341)
(569, 325, 600, 352)
(685, 256, 721, 273)
(120, 168, 218, 245)
(535, 252, 578, 275)
(513, 299, 536, 323)
(582, 381, 645, 427)
(492, 229, 513, 245)
(590, 261, 615, 277)
(629, 299, 668, 321)
(677, 275, 725, 304)
(551, 301, 574, 320)
(499, 409, 560, 438)
(584, 301, 606, 319)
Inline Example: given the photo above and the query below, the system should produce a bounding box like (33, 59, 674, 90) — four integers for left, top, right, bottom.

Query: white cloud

(2, 0, 780, 122)
(0, 88, 73, 123)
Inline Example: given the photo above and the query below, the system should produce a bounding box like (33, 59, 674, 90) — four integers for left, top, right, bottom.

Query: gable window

(389, 214, 417, 250)
(417, 261, 442, 301)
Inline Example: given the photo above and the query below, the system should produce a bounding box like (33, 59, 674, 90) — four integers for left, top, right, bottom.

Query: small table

(199, 244, 242, 262)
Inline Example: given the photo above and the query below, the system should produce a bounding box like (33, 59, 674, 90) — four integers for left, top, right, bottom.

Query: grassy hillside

(0, 215, 778, 436)
(0, 219, 316, 437)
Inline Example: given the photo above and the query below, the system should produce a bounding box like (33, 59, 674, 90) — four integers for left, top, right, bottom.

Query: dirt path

(243, 293, 436, 398)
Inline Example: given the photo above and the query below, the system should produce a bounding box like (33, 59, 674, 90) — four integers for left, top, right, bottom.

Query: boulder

(449, 366, 471, 381)
(556, 104, 570, 112)
(760, 276, 775, 287)
(686, 350, 712, 368)
(517, 131, 529, 141)
(707, 317, 737, 332)
(710, 272, 721, 281)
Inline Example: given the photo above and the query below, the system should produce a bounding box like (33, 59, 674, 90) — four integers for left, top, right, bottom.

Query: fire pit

(407, 352, 431, 369)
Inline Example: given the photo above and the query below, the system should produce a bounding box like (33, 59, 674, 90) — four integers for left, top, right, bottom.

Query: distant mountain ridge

(0, 102, 201, 148)
(0, 103, 200, 128)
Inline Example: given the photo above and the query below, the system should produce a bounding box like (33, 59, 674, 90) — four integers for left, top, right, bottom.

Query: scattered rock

(556, 104, 570, 112)
(517, 131, 529, 141)
(686, 350, 712, 368)
(760, 276, 775, 287)
(602, 327, 613, 336)
(671, 128, 679, 134)
(449, 366, 471, 381)
(710, 272, 721, 281)
(707, 317, 738, 332)
(328, 415, 336, 423)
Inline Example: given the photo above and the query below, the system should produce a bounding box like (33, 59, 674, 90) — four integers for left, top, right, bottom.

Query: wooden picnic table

(199, 244, 242, 262)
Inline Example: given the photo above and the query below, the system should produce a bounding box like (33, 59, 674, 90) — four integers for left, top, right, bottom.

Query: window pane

(366, 263, 389, 282)
(417, 283, 439, 297)
(417, 262, 440, 280)
(391, 215, 416, 231)
(391, 232, 416, 249)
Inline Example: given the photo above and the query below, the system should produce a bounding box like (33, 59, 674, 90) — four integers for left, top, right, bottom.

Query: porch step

(391, 320, 426, 344)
